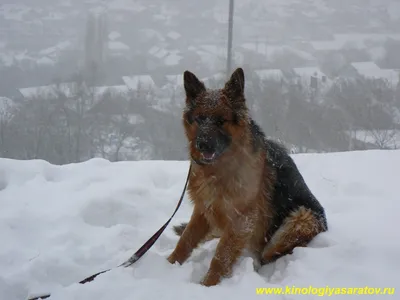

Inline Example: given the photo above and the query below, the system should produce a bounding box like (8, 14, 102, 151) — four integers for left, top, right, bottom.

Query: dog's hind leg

(261, 206, 326, 264)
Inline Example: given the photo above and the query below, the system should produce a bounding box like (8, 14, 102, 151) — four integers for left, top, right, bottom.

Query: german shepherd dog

(167, 68, 328, 286)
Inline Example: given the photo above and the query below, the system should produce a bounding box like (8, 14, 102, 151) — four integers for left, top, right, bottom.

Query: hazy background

(0, 0, 400, 164)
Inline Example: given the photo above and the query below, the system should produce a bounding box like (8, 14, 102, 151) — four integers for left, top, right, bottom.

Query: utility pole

(226, 0, 234, 79)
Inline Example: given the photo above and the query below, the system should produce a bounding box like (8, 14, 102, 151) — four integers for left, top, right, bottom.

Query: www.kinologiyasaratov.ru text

(256, 285, 395, 296)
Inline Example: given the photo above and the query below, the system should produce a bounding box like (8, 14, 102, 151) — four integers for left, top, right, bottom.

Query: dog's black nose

(196, 139, 213, 152)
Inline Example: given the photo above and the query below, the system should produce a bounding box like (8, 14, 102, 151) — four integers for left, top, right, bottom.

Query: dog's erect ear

(224, 68, 245, 100)
(183, 70, 206, 104)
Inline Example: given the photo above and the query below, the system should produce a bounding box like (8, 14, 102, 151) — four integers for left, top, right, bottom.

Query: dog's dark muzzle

(195, 135, 218, 161)
(194, 126, 231, 164)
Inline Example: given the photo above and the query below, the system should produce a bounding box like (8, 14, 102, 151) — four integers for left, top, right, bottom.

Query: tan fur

(261, 206, 324, 263)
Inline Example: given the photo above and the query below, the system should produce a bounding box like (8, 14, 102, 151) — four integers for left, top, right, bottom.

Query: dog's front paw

(167, 250, 188, 265)
(200, 271, 221, 287)
(167, 252, 178, 264)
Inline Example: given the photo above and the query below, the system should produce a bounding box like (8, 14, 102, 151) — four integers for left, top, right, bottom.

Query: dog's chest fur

(188, 159, 263, 230)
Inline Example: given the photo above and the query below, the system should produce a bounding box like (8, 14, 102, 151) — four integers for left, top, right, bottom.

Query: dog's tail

(172, 222, 220, 242)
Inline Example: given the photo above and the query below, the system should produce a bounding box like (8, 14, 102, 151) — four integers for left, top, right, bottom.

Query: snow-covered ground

(1, 150, 399, 300)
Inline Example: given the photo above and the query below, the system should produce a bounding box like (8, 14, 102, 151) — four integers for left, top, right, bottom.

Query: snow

(122, 75, 155, 91)
(1, 150, 400, 300)
(240, 44, 315, 62)
(19, 83, 78, 99)
(310, 33, 400, 52)
(351, 62, 400, 86)
(254, 69, 284, 81)
(39, 41, 72, 56)
(149, 46, 168, 59)
(91, 85, 130, 105)
(138, 29, 165, 42)
(93, 85, 129, 96)
(163, 52, 183, 66)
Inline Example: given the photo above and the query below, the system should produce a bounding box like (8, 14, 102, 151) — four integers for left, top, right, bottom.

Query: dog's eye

(195, 115, 207, 123)
(215, 117, 225, 126)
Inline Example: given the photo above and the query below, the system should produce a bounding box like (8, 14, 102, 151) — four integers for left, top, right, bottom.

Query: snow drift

(1, 150, 399, 299)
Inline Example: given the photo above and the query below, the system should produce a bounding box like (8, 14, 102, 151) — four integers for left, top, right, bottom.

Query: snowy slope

(1, 150, 399, 300)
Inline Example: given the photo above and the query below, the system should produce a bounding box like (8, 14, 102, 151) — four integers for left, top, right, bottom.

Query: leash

(27, 164, 192, 300)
